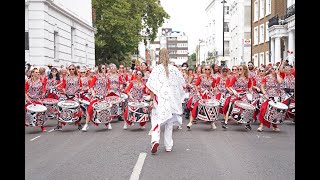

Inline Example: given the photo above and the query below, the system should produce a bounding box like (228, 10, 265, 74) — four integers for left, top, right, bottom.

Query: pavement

(25, 115, 295, 180)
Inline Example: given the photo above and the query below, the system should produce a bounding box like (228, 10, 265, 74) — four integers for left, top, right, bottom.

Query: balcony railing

(268, 16, 279, 28)
(285, 4, 295, 19)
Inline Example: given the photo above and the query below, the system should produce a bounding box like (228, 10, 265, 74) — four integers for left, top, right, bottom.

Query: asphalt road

(25, 115, 295, 180)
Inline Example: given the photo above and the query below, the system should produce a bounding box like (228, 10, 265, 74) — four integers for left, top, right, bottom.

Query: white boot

(81, 124, 89, 131)
(123, 122, 128, 130)
(108, 123, 112, 130)
(211, 122, 217, 129)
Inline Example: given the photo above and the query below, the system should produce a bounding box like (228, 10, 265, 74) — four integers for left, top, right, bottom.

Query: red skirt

(258, 100, 277, 128)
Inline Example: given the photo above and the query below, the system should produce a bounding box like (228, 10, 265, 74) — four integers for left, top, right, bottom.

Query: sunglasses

(81, 72, 86, 73)
(101, 67, 105, 69)
(205, 68, 211, 70)
(238, 69, 243, 71)
(69, 68, 75, 70)
(223, 70, 228, 72)
(137, 73, 142, 75)
(259, 70, 265, 72)
(272, 68, 277, 70)
(232, 69, 237, 71)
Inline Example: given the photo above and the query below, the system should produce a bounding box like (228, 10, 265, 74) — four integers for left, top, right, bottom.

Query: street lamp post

(221, 0, 227, 66)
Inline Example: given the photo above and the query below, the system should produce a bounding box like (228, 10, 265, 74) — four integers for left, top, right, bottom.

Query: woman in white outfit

(146, 48, 186, 154)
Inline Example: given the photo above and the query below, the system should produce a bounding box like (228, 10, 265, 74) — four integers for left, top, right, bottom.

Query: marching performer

(221, 65, 253, 130)
(146, 48, 186, 154)
(43, 67, 62, 99)
(123, 70, 148, 130)
(186, 65, 216, 130)
(25, 68, 47, 132)
(82, 64, 110, 131)
(257, 66, 283, 132)
(54, 64, 83, 131)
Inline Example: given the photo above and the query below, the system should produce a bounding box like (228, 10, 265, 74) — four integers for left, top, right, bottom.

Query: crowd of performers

(25, 60, 295, 133)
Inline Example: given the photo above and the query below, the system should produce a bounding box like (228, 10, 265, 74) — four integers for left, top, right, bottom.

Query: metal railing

(285, 4, 295, 19)
(268, 16, 279, 28)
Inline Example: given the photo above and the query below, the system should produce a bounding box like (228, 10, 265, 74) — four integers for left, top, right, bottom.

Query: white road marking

(30, 136, 41, 141)
(48, 129, 54, 132)
(130, 152, 147, 180)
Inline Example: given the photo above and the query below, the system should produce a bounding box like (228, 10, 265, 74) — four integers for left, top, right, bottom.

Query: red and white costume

(43, 77, 61, 99)
(258, 74, 282, 128)
(123, 80, 147, 126)
(107, 73, 123, 97)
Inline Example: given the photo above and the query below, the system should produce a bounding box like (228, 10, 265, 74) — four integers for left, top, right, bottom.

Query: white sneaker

(81, 124, 89, 131)
(123, 123, 128, 130)
(108, 123, 112, 130)
(140, 126, 145, 129)
(273, 127, 280, 132)
(211, 122, 217, 129)
(177, 125, 182, 130)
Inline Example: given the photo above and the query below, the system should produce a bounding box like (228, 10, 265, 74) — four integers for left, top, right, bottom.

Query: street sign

(244, 39, 251, 46)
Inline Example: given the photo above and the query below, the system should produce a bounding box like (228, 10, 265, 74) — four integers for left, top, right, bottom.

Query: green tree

(93, 0, 169, 66)
(188, 53, 197, 69)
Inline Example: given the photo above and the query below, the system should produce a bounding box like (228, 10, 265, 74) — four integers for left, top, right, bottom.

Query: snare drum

(105, 96, 122, 116)
(42, 98, 59, 119)
(92, 101, 113, 124)
(230, 100, 255, 124)
(57, 100, 80, 123)
(286, 102, 295, 119)
(264, 101, 288, 124)
(197, 99, 220, 122)
(128, 102, 150, 123)
(119, 93, 129, 115)
(25, 104, 47, 126)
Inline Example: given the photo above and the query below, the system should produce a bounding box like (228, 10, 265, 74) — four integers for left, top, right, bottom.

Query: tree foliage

(93, 0, 169, 66)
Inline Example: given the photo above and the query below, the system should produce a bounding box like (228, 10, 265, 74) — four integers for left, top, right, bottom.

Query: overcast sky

(160, 0, 210, 54)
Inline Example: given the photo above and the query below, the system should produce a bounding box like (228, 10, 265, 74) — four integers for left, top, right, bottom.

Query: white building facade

(150, 28, 188, 65)
(268, 0, 295, 66)
(25, 0, 96, 68)
(204, 0, 231, 67)
(228, 0, 251, 66)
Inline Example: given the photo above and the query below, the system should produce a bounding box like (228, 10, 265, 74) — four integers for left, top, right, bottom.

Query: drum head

(105, 96, 121, 104)
(42, 98, 58, 104)
(128, 102, 149, 108)
(234, 101, 255, 110)
(268, 101, 288, 110)
(57, 100, 79, 108)
(27, 104, 47, 112)
(93, 101, 112, 110)
(200, 99, 220, 107)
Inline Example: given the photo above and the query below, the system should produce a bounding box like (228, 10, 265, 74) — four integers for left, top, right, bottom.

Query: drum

(128, 102, 150, 123)
(286, 102, 295, 119)
(92, 101, 113, 124)
(264, 101, 288, 124)
(105, 96, 122, 116)
(25, 104, 47, 126)
(197, 99, 220, 122)
(57, 100, 80, 122)
(119, 93, 129, 115)
(42, 98, 59, 119)
(230, 100, 255, 124)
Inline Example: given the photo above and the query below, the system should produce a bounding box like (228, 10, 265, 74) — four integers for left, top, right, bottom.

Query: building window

(54, 31, 58, 60)
(265, 51, 270, 63)
(265, 22, 269, 42)
(224, 41, 230, 55)
(168, 37, 177, 40)
(259, 24, 264, 44)
(225, 6, 230, 15)
(260, 52, 264, 65)
(168, 44, 177, 47)
(266, 0, 271, 15)
(71, 27, 75, 60)
(25, 32, 29, 50)
(260, 0, 265, 19)
(224, 22, 229, 32)
(168, 50, 176, 54)
(254, 0, 258, 22)
(254, 26, 258, 45)
(254, 53, 258, 66)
